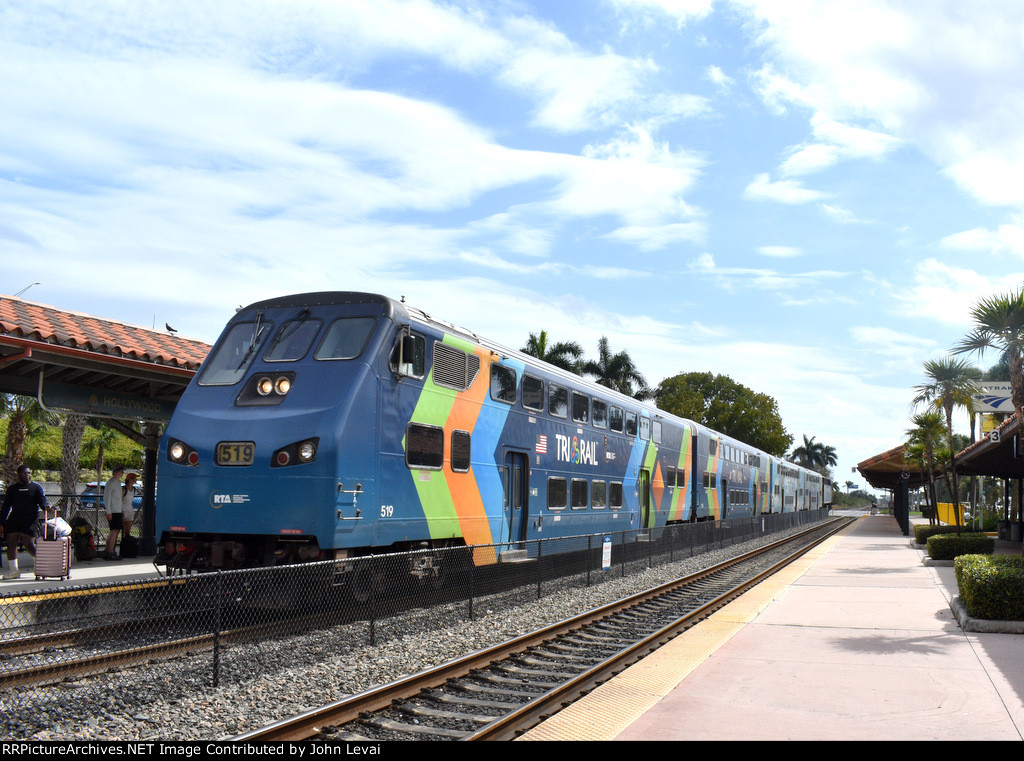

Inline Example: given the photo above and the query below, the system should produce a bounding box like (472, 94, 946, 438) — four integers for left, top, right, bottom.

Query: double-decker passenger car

(158, 292, 831, 575)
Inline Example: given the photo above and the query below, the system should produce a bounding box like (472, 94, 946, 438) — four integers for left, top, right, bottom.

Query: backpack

(120, 535, 139, 558)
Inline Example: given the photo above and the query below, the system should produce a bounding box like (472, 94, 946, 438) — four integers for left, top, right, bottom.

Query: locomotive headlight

(298, 440, 316, 462)
(167, 438, 199, 467)
(271, 437, 319, 468)
(256, 376, 274, 396)
(275, 376, 291, 395)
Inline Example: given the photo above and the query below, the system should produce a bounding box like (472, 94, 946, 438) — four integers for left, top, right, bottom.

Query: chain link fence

(0, 508, 830, 714)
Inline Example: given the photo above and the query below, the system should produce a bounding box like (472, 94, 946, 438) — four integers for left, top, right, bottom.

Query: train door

(721, 478, 729, 520)
(504, 451, 528, 543)
(639, 469, 651, 527)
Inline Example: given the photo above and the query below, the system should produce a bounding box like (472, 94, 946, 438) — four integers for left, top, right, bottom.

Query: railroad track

(0, 606, 356, 690)
(233, 517, 853, 742)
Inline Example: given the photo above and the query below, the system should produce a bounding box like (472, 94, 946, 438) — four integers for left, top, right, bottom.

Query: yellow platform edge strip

(516, 520, 856, 741)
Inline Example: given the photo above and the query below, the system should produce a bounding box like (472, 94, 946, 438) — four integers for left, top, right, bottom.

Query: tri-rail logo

(210, 492, 251, 508)
(555, 433, 598, 466)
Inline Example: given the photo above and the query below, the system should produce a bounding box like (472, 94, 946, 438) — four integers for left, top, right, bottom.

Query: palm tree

(912, 357, 981, 532)
(906, 410, 946, 526)
(953, 288, 1024, 425)
(521, 331, 584, 373)
(791, 434, 824, 468)
(820, 443, 838, 471)
(581, 337, 652, 400)
(1, 394, 58, 484)
(59, 414, 86, 514)
(81, 423, 119, 489)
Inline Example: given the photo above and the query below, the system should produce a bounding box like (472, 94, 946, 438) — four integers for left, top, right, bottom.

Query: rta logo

(210, 492, 251, 507)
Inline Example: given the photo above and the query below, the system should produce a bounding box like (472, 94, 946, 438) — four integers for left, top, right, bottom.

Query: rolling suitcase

(35, 510, 72, 580)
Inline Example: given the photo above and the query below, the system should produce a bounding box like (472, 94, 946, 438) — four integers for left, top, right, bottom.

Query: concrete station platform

(521, 513, 1024, 742)
(0, 551, 164, 594)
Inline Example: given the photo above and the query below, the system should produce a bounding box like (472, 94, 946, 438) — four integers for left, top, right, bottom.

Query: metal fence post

(213, 570, 222, 688)
(536, 539, 543, 600)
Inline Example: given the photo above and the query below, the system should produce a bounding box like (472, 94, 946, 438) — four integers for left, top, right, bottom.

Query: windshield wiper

(236, 311, 266, 370)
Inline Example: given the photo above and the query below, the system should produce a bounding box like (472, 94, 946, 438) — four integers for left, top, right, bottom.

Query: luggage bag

(35, 510, 72, 580)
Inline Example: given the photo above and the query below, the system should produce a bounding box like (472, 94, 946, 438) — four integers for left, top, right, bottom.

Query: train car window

(666, 467, 676, 489)
(264, 318, 323, 362)
(609, 482, 623, 508)
(625, 411, 638, 437)
(592, 481, 607, 508)
(406, 423, 443, 469)
(709, 439, 718, 456)
(389, 331, 426, 378)
(571, 479, 588, 509)
(549, 384, 568, 418)
(490, 364, 517, 404)
(592, 399, 608, 429)
(571, 391, 589, 424)
(639, 416, 650, 441)
(547, 478, 567, 509)
(315, 316, 377, 360)
(451, 430, 471, 472)
(652, 420, 662, 444)
(522, 375, 545, 411)
(678, 470, 686, 489)
(198, 320, 274, 386)
(609, 406, 624, 433)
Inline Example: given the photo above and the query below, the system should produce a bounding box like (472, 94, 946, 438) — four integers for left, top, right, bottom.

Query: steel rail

(232, 517, 852, 742)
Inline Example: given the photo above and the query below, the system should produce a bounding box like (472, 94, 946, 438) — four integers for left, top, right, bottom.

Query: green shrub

(914, 524, 961, 544)
(926, 532, 994, 561)
(955, 554, 1024, 620)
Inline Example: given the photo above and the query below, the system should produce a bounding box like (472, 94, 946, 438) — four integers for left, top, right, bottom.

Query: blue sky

(4, 0, 1024, 492)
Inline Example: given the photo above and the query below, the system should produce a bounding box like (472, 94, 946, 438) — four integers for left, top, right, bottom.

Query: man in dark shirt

(2, 464, 46, 579)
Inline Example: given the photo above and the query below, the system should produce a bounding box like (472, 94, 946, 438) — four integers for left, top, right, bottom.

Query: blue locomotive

(157, 292, 831, 573)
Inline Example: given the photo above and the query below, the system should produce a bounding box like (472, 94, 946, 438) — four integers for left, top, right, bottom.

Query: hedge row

(913, 524, 961, 544)
(955, 554, 1024, 620)
(926, 533, 994, 561)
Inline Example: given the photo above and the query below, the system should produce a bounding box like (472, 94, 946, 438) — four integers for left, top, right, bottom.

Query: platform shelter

(857, 445, 929, 535)
(0, 294, 210, 554)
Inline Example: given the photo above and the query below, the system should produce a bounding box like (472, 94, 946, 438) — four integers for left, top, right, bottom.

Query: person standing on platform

(103, 466, 124, 561)
(1, 464, 47, 579)
(120, 472, 138, 554)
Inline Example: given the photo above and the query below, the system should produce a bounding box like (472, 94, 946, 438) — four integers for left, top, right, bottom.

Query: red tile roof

(0, 295, 210, 370)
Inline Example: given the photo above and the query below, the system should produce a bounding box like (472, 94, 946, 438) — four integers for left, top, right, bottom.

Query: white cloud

(819, 204, 869, 225)
(887, 258, 1024, 328)
(738, 0, 1024, 210)
(705, 65, 734, 89)
(743, 173, 830, 204)
(688, 252, 845, 291)
(940, 225, 1024, 258)
(757, 245, 802, 258)
(849, 326, 937, 356)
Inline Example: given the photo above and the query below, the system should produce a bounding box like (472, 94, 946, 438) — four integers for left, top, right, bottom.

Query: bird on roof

(165, 323, 177, 334)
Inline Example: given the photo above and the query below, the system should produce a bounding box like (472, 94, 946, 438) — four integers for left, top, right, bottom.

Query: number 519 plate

(216, 441, 255, 466)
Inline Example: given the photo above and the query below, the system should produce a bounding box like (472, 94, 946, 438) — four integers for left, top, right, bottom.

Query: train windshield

(314, 316, 377, 360)
(264, 318, 322, 362)
(197, 318, 273, 386)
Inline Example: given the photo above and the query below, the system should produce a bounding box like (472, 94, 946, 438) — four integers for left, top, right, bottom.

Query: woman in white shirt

(121, 472, 138, 550)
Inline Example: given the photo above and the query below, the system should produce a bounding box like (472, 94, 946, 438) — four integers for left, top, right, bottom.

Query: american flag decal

(536, 434, 548, 454)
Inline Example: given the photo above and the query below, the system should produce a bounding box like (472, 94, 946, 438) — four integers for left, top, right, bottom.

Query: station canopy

(0, 294, 210, 422)
(859, 414, 1024, 492)
(956, 414, 1024, 480)
(857, 445, 930, 492)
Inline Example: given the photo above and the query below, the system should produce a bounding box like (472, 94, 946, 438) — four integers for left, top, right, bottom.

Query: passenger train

(157, 292, 833, 575)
